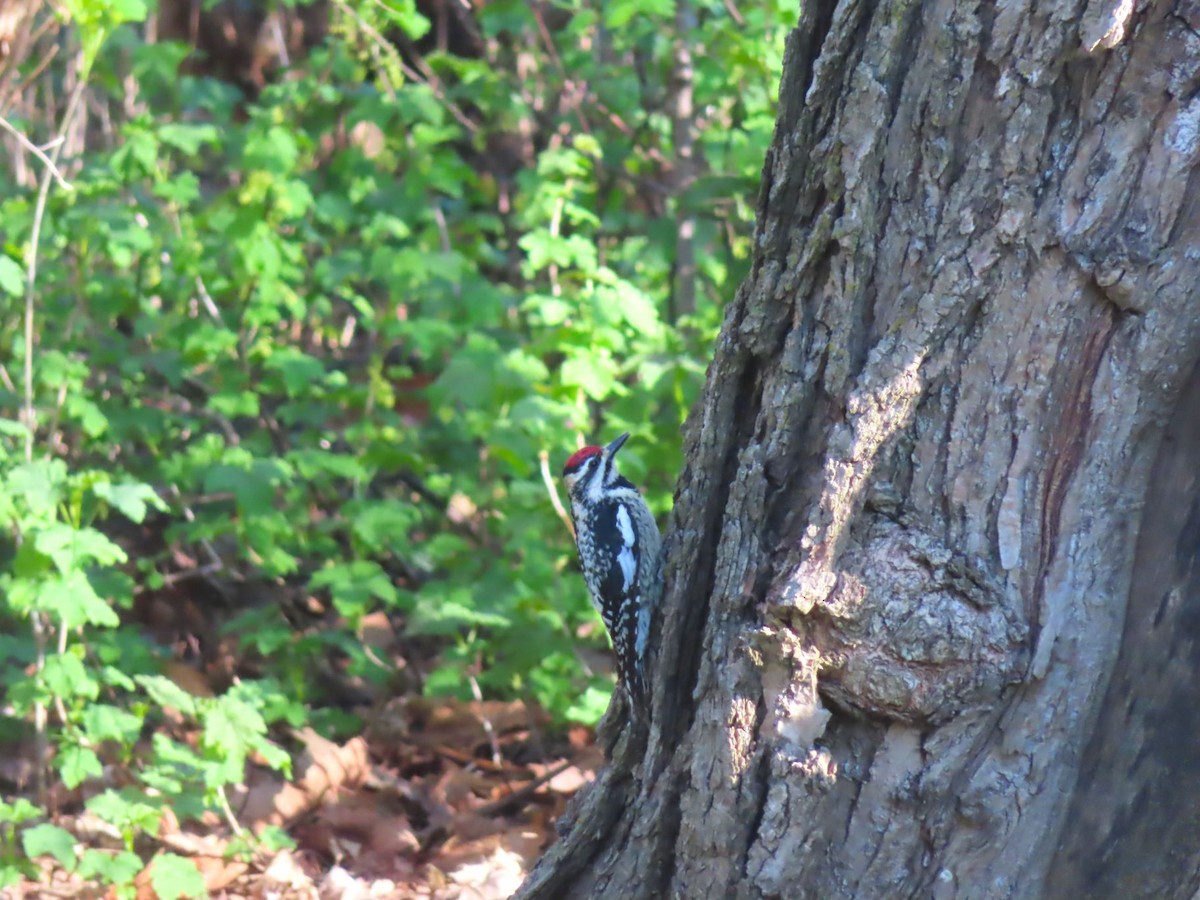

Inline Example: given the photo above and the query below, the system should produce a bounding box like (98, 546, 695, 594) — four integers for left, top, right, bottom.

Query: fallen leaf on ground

(238, 729, 370, 830)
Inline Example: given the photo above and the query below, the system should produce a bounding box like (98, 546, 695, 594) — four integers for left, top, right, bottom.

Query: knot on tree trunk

(811, 517, 1029, 725)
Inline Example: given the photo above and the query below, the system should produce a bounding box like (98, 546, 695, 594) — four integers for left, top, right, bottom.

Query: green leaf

(107, 0, 150, 24)
(310, 561, 398, 621)
(148, 853, 207, 900)
(111, 124, 159, 176)
(255, 825, 296, 853)
(243, 125, 299, 174)
(0, 256, 24, 296)
(93, 481, 168, 523)
(255, 740, 291, 773)
(42, 652, 99, 700)
(77, 849, 142, 886)
(157, 122, 219, 155)
(86, 789, 162, 835)
(65, 395, 109, 437)
(6, 459, 67, 519)
(136, 675, 198, 717)
(38, 571, 121, 628)
(22, 823, 76, 870)
(603, 0, 674, 27)
(348, 501, 419, 553)
(202, 696, 265, 760)
(34, 523, 127, 573)
(561, 350, 615, 400)
(604, 281, 663, 335)
(263, 348, 326, 395)
(288, 450, 368, 482)
(0, 417, 29, 438)
(407, 588, 511, 636)
(0, 865, 29, 890)
(59, 745, 103, 789)
(564, 684, 613, 724)
(377, 0, 430, 39)
(522, 294, 573, 327)
(204, 462, 279, 513)
(81, 704, 143, 745)
(0, 798, 40, 825)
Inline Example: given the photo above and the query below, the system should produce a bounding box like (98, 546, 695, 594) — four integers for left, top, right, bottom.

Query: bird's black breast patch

(583, 499, 639, 616)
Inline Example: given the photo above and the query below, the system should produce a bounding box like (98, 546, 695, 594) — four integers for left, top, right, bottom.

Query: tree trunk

(519, 0, 1200, 896)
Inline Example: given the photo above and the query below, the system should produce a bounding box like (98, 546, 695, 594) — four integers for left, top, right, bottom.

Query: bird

(562, 432, 662, 716)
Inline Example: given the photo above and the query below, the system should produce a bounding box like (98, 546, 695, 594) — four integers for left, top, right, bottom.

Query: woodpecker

(562, 432, 662, 716)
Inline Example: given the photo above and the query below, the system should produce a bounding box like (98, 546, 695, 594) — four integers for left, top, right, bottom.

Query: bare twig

(168, 482, 227, 572)
(157, 561, 224, 588)
(21, 47, 89, 803)
(547, 186, 569, 297)
(163, 199, 224, 324)
(7, 41, 60, 108)
(476, 757, 575, 817)
(468, 673, 503, 769)
(530, 3, 565, 77)
(0, 115, 71, 188)
(270, 11, 290, 67)
(192, 270, 223, 324)
(539, 449, 574, 538)
(669, 0, 699, 321)
(217, 785, 246, 837)
(339, 313, 357, 347)
(539, 452, 596, 677)
(0, 2, 56, 117)
(51, 615, 70, 731)
(565, 619, 594, 677)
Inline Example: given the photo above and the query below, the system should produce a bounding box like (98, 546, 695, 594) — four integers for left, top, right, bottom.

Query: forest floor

(2, 600, 602, 899)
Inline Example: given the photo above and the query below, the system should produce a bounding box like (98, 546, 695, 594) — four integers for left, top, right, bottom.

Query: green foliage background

(0, 0, 791, 890)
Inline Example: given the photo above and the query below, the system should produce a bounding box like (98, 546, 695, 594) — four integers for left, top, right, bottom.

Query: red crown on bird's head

(563, 445, 603, 476)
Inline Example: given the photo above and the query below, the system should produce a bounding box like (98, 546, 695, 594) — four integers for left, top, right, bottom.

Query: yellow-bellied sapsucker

(562, 432, 662, 716)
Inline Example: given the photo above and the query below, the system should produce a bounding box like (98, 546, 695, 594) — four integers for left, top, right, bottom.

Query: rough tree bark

(519, 0, 1200, 897)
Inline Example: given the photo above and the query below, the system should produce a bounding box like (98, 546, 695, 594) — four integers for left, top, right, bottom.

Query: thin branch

(21, 48, 89, 804)
(168, 482, 228, 572)
(0, 7, 59, 116)
(270, 12, 290, 68)
(468, 673, 503, 769)
(24, 69, 86, 453)
(565, 619, 594, 678)
(669, 0, 699, 321)
(157, 560, 224, 589)
(476, 757, 575, 817)
(0, 115, 71, 188)
(217, 785, 246, 837)
(547, 184, 570, 298)
(162, 202, 224, 324)
(52, 615, 70, 733)
(539, 449, 574, 538)
(193, 270, 223, 324)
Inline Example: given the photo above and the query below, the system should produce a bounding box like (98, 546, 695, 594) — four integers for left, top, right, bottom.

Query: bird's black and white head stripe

(562, 432, 632, 502)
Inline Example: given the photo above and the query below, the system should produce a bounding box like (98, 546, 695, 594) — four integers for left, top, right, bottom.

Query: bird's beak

(606, 432, 631, 456)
